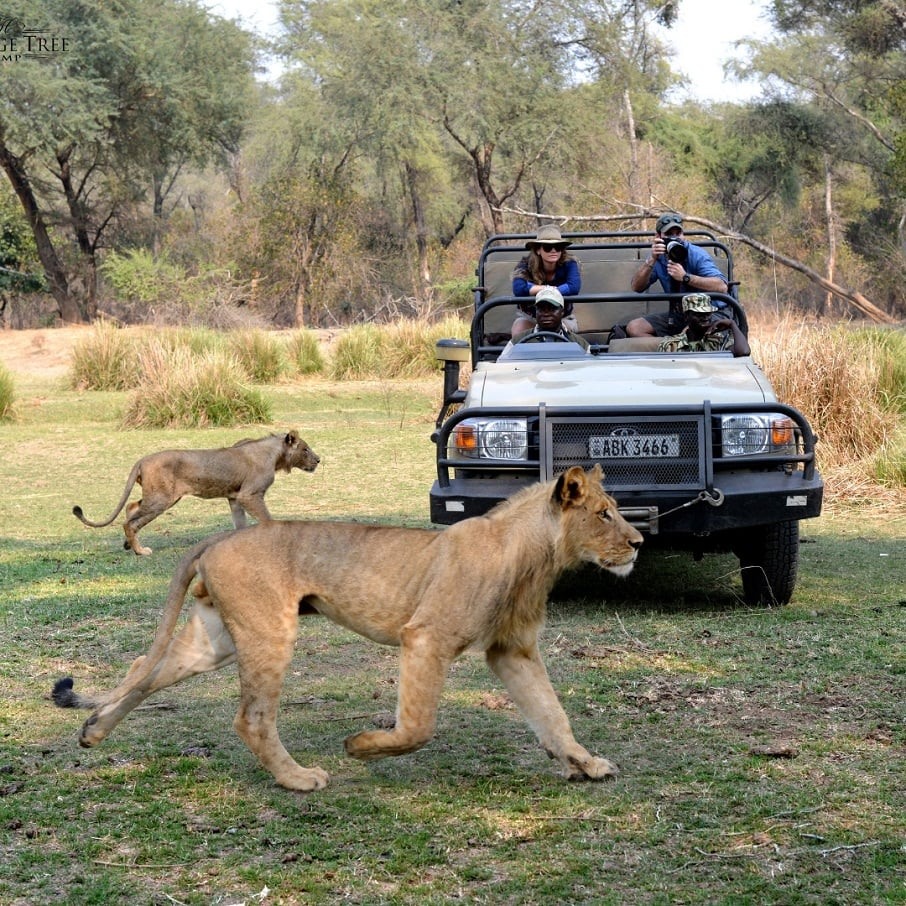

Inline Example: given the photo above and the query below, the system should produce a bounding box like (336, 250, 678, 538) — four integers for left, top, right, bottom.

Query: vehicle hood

(467, 355, 777, 408)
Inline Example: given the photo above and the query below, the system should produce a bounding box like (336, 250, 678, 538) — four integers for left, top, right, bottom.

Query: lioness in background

(72, 431, 320, 555)
(55, 465, 642, 792)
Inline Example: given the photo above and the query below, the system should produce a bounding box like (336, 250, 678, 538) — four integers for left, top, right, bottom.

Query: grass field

(0, 339, 904, 905)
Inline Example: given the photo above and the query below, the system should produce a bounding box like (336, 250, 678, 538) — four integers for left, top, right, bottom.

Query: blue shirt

(512, 257, 581, 298)
(643, 243, 726, 294)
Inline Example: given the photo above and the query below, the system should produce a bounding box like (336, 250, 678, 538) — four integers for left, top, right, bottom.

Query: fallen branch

(496, 205, 897, 325)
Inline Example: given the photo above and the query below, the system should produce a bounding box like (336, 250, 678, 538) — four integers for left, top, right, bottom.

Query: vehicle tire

(732, 521, 800, 606)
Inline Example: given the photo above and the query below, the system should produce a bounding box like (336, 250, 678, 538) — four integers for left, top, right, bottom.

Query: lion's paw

(275, 765, 329, 793)
(565, 754, 619, 782)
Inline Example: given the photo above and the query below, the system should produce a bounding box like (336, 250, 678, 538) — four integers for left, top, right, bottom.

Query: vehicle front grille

(544, 415, 706, 491)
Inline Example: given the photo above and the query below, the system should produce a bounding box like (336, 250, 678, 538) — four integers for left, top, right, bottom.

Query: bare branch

(497, 204, 897, 324)
(821, 85, 895, 153)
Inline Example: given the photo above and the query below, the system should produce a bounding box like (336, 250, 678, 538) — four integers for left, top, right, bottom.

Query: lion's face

(557, 465, 643, 576)
(283, 431, 321, 473)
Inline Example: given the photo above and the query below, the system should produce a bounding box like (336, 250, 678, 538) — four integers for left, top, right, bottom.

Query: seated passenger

(511, 224, 581, 337)
(658, 293, 750, 358)
(500, 287, 589, 357)
(626, 213, 729, 337)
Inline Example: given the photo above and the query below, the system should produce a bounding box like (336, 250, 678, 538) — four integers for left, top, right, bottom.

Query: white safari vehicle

(431, 230, 824, 605)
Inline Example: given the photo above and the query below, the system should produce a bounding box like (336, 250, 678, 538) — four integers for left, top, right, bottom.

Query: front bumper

(431, 401, 823, 534)
(430, 469, 823, 534)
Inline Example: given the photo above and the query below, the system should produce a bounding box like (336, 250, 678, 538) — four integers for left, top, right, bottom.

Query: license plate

(589, 434, 680, 458)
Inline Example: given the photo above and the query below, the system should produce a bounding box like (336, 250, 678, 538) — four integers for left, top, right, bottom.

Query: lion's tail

(52, 676, 95, 709)
(71, 461, 143, 528)
(51, 532, 229, 716)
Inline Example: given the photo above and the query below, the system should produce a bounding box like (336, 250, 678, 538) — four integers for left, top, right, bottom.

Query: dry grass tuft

(121, 342, 271, 428)
(68, 320, 138, 390)
(751, 318, 904, 500)
(0, 362, 16, 421)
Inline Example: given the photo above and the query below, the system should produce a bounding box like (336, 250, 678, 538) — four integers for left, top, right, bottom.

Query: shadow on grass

(552, 548, 748, 613)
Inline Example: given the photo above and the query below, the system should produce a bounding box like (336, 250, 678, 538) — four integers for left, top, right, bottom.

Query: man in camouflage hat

(658, 293, 750, 357)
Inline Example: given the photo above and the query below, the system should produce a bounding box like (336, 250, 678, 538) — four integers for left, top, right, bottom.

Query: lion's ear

(553, 466, 589, 508)
(285, 431, 299, 447)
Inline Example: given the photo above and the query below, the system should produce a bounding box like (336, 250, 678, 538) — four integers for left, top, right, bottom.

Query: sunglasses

(537, 243, 564, 251)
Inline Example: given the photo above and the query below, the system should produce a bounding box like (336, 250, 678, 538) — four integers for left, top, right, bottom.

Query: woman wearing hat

(511, 224, 581, 336)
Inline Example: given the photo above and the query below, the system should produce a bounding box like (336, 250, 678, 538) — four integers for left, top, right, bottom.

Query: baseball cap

(534, 286, 565, 309)
(655, 212, 684, 233)
(682, 293, 718, 313)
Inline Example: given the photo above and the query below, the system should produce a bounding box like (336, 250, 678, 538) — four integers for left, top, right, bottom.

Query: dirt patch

(0, 326, 342, 380)
(0, 326, 92, 379)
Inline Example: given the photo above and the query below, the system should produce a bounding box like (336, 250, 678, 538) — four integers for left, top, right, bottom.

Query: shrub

(848, 328, 906, 413)
(0, 363, 15, 421)
(100, 249, 184, 303)
(379, 317, 471, 377)
(153, 326, 226, 358)
(434, 277, 475, 314)
(329, 324, 386, 380)
(68, 321, 139, 390)
(122, 342, 271, 428)
(227, 329, 289, 383)
(285, 329, 326, 376)
(329, 317, 470, 380)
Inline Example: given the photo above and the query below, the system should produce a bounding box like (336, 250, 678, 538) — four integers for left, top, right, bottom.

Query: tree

(0, 0, 255, 322)
(277, 0, 461, 298)
(732, 0, 906, 312)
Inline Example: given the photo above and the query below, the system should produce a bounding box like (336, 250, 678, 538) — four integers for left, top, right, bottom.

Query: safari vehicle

(430, 229, 824, 605)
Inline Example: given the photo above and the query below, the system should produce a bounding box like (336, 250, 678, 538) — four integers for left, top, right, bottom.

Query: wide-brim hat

(526, 224, 570, 249)
(682, 292, 718, 314)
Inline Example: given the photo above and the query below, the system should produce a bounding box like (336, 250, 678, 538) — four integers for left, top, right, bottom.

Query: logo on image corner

(0, 16, 70, 63)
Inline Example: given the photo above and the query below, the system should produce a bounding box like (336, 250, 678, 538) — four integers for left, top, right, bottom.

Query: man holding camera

(626, 213, 729, 337)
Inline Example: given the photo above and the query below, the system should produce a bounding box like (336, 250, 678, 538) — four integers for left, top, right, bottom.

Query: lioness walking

(56, 465, 642, 791)
(72, 430, 320, 555)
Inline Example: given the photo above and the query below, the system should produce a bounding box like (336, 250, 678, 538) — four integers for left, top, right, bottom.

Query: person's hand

(706, 318, 733, 334)
(666, 260, 685, 281)
(652, 238, 666, 259)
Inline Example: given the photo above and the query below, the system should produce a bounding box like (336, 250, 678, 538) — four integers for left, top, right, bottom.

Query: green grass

(0, 367, 903, 905)
(0, 362, 15, 420)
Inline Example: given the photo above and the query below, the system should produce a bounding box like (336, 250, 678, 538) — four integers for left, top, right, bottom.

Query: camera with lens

(666, 239, 688, 265)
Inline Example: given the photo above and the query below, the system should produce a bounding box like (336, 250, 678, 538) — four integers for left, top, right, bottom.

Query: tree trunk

(823, 155, 836, 315)
(294, 283, 306, 328)
(404, 161, 431, 294)
(624, 89, 639, 206)
(0, 137, 82, 322)
(57, 147, 98, 321)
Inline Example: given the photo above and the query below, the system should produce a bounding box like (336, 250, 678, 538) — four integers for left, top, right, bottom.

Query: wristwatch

(682, 274, 691, 286)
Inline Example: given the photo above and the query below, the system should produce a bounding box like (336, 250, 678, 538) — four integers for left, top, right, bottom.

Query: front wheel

(732, 521, 800, 606)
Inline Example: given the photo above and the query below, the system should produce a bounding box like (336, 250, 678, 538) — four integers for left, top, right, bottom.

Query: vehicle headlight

(721, 414, 796, 456)
(451, 418, 529, 460)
